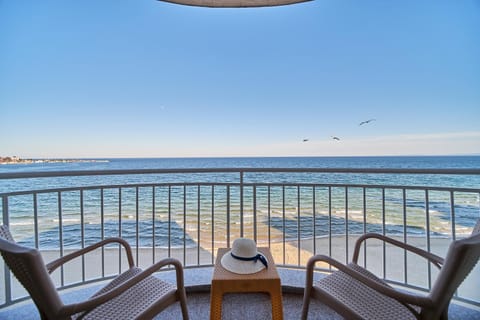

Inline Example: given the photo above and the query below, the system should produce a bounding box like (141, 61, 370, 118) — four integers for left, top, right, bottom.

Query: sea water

(1, 156, 479, 249)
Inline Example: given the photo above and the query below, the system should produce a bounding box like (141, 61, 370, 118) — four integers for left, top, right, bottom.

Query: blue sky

(1, 0, 479, 158)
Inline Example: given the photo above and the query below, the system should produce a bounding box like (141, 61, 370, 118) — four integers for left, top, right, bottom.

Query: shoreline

(13, 232, 474, 252)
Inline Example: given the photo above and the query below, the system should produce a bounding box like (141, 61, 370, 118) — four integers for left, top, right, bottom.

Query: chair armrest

(58, 258, 184, 317)
(46, 238, 134, 273)
(306, 254, 434, 308)
(352, 233, 444, 269)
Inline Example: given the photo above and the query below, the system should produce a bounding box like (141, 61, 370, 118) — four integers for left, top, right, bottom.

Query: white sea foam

(51, 218, 80, 223)
(9, 221, 34, 226)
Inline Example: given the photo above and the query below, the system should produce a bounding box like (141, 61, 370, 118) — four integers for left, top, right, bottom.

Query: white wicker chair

(301, 219, 480, 320)
(0, 225, 189, 320)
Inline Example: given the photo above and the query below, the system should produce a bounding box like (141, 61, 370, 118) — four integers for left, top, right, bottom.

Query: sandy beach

(2, 235, 478, 305)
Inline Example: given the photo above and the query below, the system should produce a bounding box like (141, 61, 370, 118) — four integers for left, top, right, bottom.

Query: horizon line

(3, 154, 480, 160)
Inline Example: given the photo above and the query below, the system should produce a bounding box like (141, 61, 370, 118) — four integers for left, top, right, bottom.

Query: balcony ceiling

(158, 0, 312, 8)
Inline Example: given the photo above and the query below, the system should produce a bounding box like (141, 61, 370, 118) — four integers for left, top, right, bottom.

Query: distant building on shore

(0, 156, 108, 165)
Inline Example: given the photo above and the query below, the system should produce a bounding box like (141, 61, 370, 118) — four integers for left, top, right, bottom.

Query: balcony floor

(1, 268, 479, 319)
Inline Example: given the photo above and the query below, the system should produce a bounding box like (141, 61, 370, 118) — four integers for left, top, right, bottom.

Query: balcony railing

(1, 168, 479, 309)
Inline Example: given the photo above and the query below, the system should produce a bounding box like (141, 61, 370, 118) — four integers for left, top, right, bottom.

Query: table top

(212, 247, 280, 281)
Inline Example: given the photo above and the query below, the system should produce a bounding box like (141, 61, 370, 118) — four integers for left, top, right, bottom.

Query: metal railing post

(240, 170, 244, 238)
(2, 196, 12, 305)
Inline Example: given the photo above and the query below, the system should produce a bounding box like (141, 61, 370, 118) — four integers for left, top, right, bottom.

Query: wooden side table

(210, 247, 283, 320)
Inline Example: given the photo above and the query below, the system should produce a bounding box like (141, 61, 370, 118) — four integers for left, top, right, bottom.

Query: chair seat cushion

(314, 263, 418, 320)
(74, 267, 176, 320)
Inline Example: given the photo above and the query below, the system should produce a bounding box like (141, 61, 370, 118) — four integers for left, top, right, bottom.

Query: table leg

(210, 285, 223, 320)
(270, 286, 284, 320)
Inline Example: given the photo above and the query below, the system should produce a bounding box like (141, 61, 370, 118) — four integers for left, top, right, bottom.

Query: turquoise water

(1, 156, 479, 248)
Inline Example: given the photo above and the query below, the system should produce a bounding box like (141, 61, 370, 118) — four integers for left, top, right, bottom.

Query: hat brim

(220, 250, 267, 274)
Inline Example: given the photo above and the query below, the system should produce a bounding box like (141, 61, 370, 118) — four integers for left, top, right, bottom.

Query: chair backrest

(426, 229, 480, 319)
(472, 218, 480, 236)
(0, 226, 65, 320)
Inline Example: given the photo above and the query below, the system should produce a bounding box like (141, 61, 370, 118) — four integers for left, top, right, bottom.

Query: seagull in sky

(331, 136, 340, 141)
(359, 119, 376, 126)
(302, 138, 309, 142)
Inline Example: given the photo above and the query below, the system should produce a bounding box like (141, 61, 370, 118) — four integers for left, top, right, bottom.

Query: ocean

(1, 156, 479, 249)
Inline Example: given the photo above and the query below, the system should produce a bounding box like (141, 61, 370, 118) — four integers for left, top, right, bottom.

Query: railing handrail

(1, 167, 480, 179)
(1, 182, 480, 198)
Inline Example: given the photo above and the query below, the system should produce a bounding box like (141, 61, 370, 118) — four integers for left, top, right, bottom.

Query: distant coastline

(0, 156, 109, 165)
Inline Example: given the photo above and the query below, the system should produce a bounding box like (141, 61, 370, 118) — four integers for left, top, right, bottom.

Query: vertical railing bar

(345, 187, 349, 264)
(382, 188, 386, 279)
(197, 185, 201, 266)
(57, 192, 64, 287)
(313, 186, 316, 256)
(152, 186, 156, 264)
(403, 188, 407, 284)
(118, 188, 122, 274)
(297, 186, 302, 266)
(1, 197, 8, 226)
(450, 190, 458, 299)
(450, 191, 456, 241)
(169, 185, 172, 259)
(425, 189, 432, 290)
(253, 186, 257, 243)
(80, 189, 85, 282)
(328, 186, 332, 271)
(33, 193, 39, 249)
(268, 186, 271, 248)
(2, 196, 12, 305)
(227, 185, 231, 248)
(183, 185, 186, 264)
(297, 186, 301, 266)
(211, 185, 215, 265)
(240, 171, 244, 238)
(135, 187, 139, 265)
(1, 196, 8, 227)
(282, 186, 286, 265)
(101, 188, 105, 278)
(362, 187, 367, 268)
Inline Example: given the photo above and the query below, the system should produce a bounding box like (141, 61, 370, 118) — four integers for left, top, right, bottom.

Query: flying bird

(331, 136, 340, 141)
(359, 119, 376, 126)
(302, 138, 309, 142)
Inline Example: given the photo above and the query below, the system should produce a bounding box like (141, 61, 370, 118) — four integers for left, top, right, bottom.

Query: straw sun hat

(221, 238, 268, 274)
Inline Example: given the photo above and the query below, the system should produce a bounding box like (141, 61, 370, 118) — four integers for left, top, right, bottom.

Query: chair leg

(301, 286, 312, 320)
(440, 307, 449, 320)
(178, 288, 189, 320)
